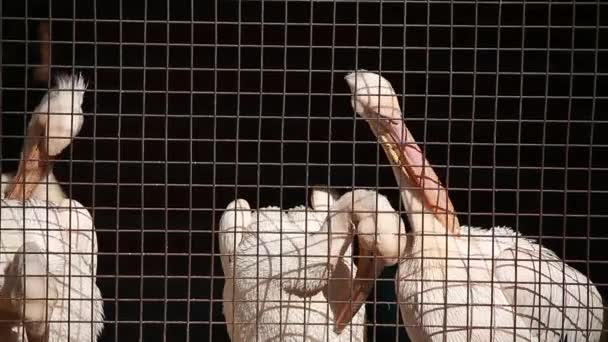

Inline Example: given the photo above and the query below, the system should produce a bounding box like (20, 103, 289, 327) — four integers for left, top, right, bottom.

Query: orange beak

(375, 117, 459, 234)
(5, 121, 51, 201)
(334, 246, 385, 334)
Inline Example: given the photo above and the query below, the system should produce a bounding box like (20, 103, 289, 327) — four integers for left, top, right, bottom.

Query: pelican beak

(344, 71, 460, 234)
(334, 246, 384, 334)
(5, 121, 50, 201)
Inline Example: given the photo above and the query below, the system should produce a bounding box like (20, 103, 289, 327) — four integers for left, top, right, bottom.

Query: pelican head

(35, 73, 87, 157)
(354, 192, 406, 267)
(331, 190, 407, 332)
(281, 190, 406, 298)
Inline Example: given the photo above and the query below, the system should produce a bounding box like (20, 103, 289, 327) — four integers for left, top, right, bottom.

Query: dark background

(1, 0, 607, 341)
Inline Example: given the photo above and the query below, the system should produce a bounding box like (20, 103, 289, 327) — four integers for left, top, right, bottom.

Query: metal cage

(1, 0, 606, 341)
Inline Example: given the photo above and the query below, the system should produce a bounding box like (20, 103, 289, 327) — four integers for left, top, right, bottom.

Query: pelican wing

(465, 226, 604, 341)
(494, 243, 603, 342)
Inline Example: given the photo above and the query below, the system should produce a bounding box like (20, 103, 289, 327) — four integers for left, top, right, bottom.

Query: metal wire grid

(1, 0, 607, 341)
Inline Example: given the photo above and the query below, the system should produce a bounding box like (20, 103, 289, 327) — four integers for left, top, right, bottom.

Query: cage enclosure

(1, 0, 607, 341)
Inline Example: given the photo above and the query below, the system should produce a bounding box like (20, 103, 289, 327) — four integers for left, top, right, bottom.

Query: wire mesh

(1, 0, 607, 341)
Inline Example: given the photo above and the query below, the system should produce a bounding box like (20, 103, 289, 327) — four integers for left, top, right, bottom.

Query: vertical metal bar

(466, 0, 479, 338)
(280, 3, 287, 340)
(67, 0, 78, 338)
(561, 1, 576, 336)
(446, 0, 455, 336)
(254, 0, 263, 339)
(538, 2, 553, 337)
(490, 2, 503, 338)
(513, 0, 527, 338)
(375, 1, 384, 339)
(327, 0, 337, 331)
(22, 1, 30, 339)
(212, 0, 220, 340)
(164, 1, 171, 340)
(397, 1, 407, 338)
(92, 0, 100, 337)
(351, 0, 360, 334)
(115, 0, 124, 339)
(43, 6, 53, 334)
(422, 0, 431, 335)
(42, 13, 50, 203)
(586, 0, 601, 337)
(304, 0, 314, 336)
(186, 0, 194, 339)
(226, 0, 244, 340)
(139, 0, 149, 338)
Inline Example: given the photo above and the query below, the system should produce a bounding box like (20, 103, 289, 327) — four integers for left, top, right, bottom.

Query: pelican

(0, 73, 104, 342)
(218, 187, 407, 341)
(331, 70, 604, 341)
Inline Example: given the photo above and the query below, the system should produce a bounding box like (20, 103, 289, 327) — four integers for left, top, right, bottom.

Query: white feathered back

(0, 199, 103, 342)
(219, 189, 366, 342)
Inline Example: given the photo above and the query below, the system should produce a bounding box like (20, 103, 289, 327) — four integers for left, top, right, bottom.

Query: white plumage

(336, 70, 604, 341)
(0, 198, 104, 342)
(218, 188, 372, 342)
(453, 226, 603, 341)
(32, 74, 86, 157)
(0, 73, 104, 341)
(394, 223, 603, 342)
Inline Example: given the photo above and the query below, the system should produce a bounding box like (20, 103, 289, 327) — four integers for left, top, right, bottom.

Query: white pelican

(0, 73, 104, 342)
(218, 187, 407, 341)
(333, 70, 604, 341)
